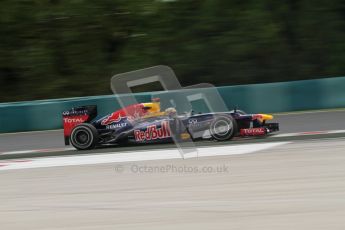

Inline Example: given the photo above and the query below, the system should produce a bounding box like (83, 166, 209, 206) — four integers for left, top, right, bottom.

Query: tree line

(1, 0, 344, 102)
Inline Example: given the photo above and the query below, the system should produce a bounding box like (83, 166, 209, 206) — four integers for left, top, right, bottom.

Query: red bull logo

(101, 112, 123, 126)
(134, 121, 171, 141)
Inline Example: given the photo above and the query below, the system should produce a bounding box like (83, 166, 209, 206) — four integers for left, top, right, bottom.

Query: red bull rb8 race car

(62, 99, 279, 150)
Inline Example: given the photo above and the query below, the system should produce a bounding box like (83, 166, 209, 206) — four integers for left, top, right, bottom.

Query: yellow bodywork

(142, 102, 165, 118)
(180, 132, 191, 140)
(142, 102, 161, 113)
(257, 114, 274, 122)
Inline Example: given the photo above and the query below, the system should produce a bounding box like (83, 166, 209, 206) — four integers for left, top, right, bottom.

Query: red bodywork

(63, 114, 89, 138)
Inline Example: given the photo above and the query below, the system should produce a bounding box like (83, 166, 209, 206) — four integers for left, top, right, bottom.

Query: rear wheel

(209, 115, 237, 141)
(70, 123, 98, 150)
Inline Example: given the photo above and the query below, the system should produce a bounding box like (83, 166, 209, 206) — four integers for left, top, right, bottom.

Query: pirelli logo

(134, 121, 171, 141)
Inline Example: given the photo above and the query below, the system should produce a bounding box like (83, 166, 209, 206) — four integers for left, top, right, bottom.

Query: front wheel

(70, 123, 98, 150)
(209, 115, 237, 141)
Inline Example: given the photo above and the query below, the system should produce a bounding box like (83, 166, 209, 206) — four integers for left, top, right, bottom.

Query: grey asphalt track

(274, 109, 345, 133)
(1, 110, 345, 153)
(1, 138, 345, 230)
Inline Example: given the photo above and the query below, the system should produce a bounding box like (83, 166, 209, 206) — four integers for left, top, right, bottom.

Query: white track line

(0, 142, 288, 171)
(273, 129, 345, 138)
(0, 147, 75, 155)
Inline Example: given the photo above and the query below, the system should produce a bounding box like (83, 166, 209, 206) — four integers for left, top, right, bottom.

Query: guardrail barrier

(1, 76, 344, 133)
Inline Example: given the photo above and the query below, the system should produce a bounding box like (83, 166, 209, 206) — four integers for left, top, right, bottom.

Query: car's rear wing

(62, 105, 97, 145)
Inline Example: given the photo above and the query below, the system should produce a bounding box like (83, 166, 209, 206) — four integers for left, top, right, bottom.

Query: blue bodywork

(90, 111, 253, 145)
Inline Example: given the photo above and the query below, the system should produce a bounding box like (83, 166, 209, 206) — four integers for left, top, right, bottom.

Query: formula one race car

(62, 99, 279, 150)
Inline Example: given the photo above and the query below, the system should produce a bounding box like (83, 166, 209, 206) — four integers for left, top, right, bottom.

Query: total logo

(63, 118, 85, 123)
(134, 121, 171, 141)
(240, 127, 266, 136)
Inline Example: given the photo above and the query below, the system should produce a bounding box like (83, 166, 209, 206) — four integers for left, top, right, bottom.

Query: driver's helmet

(142, 98, 161, 114)
(165, 107, 177, 116)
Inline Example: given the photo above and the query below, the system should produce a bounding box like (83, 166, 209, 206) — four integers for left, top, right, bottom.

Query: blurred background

(1, 0, 345, 102)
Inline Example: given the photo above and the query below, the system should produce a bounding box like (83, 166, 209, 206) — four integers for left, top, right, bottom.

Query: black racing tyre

(209, 115, 237, 141)
(70, 123, 99, 150)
